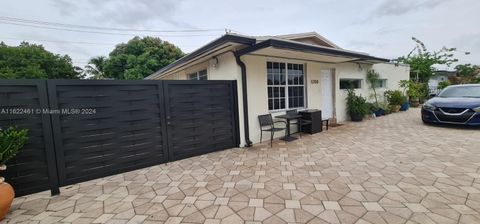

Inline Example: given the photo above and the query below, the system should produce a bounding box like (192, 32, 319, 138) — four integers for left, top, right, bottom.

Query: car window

(438, 86, 480, 98)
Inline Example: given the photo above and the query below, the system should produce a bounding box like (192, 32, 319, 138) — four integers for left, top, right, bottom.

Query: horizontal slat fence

(0, 80, 59, 196)
(164, 81, 239, 160)
(0, 79, 239, 196)
(47, 80, 169, 185)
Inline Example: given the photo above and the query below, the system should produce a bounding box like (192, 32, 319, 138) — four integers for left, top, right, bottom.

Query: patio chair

(286, 109, 312, 137)
(258, 114, 286, 147)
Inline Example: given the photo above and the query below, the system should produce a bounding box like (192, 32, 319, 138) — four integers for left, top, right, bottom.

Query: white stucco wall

(335, 63, 410, 122)
(335, 63, 372, 122)
(208, 52, 245, 146)
(159, 54, 409, 146)
(242, 55, 334, 144)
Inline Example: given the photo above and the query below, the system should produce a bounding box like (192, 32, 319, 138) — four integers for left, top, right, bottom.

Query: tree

(0, 42, 83, 79)
(84, 56, 107, 79)
(397, 37, 458, 83)
(452, 64, 480, 84)
(366, 69, 380, 106)
(101, 36, 184, 80)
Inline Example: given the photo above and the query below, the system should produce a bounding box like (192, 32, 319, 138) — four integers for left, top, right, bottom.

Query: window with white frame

(267, 62, 305, 111)
(187, 69, 207, 80)
(340, 79, 362, 89)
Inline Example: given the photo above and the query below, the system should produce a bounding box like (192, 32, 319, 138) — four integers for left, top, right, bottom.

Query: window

(188, 69, 207, 80)
(374, 79, 387, 88)
(267, 62, 305, 110)
(340, 79, 362, 89)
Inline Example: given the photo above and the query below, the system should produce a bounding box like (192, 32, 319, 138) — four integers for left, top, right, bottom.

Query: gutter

(234, 51, 253, 147)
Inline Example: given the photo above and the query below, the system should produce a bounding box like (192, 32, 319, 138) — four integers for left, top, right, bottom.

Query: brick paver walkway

(4, 108, 480, 224)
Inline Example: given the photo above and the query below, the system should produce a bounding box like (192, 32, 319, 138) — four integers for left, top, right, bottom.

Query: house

(428, 70, 456, 94)
(146, 32, 410, 146)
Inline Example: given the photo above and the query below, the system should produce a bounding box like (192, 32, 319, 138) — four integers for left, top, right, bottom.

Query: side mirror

(429, 93, 436, 98)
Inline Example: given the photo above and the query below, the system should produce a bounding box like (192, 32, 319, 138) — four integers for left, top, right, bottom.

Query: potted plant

(374, 107, 385, 117)
(400, 95, 409, 111)
(384, 90, 404, 112)
(399, 80, 421, 107)
(376, 102, 389, 116)
(346, 88, 368, 121)
(0, 126, 28, 220)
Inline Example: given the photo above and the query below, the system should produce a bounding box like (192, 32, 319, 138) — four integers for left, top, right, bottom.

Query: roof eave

(146, 34, 256, 79)
(237, 39, 389, 63)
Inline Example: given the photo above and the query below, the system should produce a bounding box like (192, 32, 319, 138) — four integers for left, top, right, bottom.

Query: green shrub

(399, 80, 423, 99)
(384, 90, 406, 106)
(0, 126, 28, 165)
(438, 81, 450, 89)
(346, 88, 369, 118)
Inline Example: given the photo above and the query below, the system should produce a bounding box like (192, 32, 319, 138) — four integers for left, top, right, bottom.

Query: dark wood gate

(0, 79, 239, 196)
(164, 81, 239, 161)
(47, 80, 169, 185)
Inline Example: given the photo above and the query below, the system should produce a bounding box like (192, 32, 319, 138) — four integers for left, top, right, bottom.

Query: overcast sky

(1, 0, 479, 70)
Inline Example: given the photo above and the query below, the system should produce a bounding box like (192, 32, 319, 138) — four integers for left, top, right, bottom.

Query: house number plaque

(311, 80, 319, 84)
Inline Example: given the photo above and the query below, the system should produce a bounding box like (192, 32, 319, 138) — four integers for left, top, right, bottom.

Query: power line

(0, 38, 201, 54)
(0, 16, 226, 33)
(0, 21, 223, 37)
(0, 36, 200, 47)
(0, 36, 113, 46)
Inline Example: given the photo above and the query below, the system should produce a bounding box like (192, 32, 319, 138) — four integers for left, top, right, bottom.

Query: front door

(320, 69, 334, 119)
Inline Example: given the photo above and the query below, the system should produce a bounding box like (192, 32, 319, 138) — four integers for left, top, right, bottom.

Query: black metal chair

(286, 109, 312, 137)
(258, 114, 286, 147)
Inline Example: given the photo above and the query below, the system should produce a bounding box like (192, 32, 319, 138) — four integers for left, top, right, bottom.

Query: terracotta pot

(0, 182, 14, 220)
(410, 98, 420, 107)
(391, 105, 401, 113)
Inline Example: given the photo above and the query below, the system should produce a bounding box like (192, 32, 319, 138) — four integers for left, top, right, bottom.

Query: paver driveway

(3, 108, 480, 224)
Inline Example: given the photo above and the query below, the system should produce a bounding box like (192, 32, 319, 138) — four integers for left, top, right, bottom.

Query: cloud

(449, 32, 480, 64)
(348, 40, 384, 48)
(7, 0, 479, 67)
(50, 0, 78, 16)
(51, 0, 194, 28)
(371, 0, 447, 18)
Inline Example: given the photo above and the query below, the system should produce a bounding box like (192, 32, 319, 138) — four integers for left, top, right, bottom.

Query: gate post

(42, 80, 60, 195)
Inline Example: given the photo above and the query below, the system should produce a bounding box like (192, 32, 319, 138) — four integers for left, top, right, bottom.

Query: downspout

(234, 52, 253, 147)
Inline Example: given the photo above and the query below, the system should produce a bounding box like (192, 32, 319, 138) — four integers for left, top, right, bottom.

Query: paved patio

(4, 108, 480, 224)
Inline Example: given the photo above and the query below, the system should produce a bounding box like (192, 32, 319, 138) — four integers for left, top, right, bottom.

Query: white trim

(187, 69, 208, 80)
(268, 107, 308, 113)
(257, 32, 342, 49)
(267, 61, 306, 111)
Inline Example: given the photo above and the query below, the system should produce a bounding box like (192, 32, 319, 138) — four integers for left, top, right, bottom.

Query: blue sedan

(422, 84, 480, 126)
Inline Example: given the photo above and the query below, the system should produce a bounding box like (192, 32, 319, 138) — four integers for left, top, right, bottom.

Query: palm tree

(84, 56, 106, 79)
